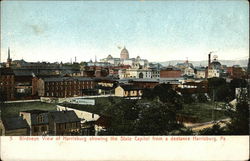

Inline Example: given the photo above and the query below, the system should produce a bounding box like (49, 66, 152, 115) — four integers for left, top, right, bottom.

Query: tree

(208, 77, 233, 102)
(134, 101, 183, 135)
(226, 94, 249, 135)
(229, 78, 247, 98)
(141, 88, 154, 101)
(142, 83, 183, 111)
(182, 94, 195, 104)
(104, 99, 139, 135)
(0, 89, 7, 104)
(197, 93, 208, 103)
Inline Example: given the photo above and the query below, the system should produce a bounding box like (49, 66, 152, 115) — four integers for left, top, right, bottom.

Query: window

(37, 115, 44, 123)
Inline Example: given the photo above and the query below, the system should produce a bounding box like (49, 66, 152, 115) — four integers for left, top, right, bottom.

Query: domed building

(208, 55, 222, 78)
(210, 58, 221, 70)
(120, 47, 129, 60)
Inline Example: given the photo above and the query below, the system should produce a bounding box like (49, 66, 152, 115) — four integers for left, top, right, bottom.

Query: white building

(208, 69, 220, 78)
(100, 47, 149, 68)
(184, 66, 195, 77)
(118, 68, 152, 79)
(208, 56, 222, 78)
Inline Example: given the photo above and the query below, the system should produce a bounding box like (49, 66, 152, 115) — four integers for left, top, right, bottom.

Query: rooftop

(49, 110, 80, 123)
(1, 117, 29, 130)
(20, 109, 48, 114)
(42, 77, 93, 82)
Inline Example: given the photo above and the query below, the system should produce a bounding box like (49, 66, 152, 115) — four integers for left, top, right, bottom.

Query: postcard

(0, 0, 249, 160)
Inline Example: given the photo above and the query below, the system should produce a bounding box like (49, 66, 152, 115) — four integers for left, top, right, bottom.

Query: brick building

(160, 67, 182, 78)
(0, 68, 15, 101)
(35, 77, 96, 97)
(227, 66, 246, 79)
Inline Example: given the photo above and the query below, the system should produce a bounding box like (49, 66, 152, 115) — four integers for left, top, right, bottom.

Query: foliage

(226, 95, 249, 135)
(142, 83, 183, 111)
(104, 98, 188, 135)
(182, 94, 195, 104)
(197, 93, 208, 103)
(0, 89, 7, 103)
(208, 77, 226, 88)
(229, 78, 247, 97)
(208, 77, 233, 102)
(214, 85, 233, 102)
(134, 101, 181, 135)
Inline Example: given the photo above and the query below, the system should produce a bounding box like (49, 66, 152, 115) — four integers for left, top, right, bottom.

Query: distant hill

(156, 59, 248, 67)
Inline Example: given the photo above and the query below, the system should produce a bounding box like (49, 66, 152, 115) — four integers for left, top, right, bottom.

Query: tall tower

(120, 46, 129, 60)
(6, 47, 12, 67)
(208, 52, 211, 69)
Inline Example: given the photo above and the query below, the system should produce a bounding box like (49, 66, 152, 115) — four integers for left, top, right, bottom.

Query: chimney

(208, 53, 211, 68)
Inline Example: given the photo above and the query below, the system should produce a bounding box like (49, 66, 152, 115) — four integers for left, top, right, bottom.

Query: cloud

(29, 24, 47, 35)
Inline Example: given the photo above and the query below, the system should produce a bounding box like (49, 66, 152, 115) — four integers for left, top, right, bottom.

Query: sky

(1, 0, 249, 63)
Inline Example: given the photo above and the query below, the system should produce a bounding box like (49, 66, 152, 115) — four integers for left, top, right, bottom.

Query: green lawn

(179, 102, 228, 123)
(0, 102, 57, 118)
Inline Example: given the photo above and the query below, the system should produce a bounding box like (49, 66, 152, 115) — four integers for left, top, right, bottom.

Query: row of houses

(0, 107, 108, 136)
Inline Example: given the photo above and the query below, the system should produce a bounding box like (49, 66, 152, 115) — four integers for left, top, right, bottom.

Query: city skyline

(1, 1, 249, 63)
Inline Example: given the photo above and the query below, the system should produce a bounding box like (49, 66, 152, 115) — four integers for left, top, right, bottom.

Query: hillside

(157, 59, 248, 67)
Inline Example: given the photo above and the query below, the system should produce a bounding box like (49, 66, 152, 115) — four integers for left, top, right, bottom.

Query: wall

(5, 128, 28, 136)
(160, 70, 182, 78)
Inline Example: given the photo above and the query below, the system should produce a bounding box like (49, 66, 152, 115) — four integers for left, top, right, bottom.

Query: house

(48, 111, 81, 136)
(0, 67, 15, 101)
(195, 67, 206, 79)
(0, 117, 29, 136)
(115, 84, 143, 97)
(56, 105, 108, 135)
(20, 110, 49, 136)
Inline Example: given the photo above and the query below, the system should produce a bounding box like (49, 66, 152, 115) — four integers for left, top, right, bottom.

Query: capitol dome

(120, 47, 129, 59)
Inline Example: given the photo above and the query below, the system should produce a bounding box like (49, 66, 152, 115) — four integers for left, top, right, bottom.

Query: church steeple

(6, 47, 12, 68)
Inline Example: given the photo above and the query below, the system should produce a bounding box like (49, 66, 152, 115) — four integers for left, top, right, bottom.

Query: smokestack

(75, 56, 77, 63)
(208, 53, 211, 68)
